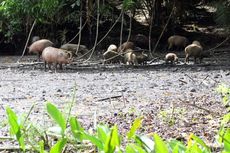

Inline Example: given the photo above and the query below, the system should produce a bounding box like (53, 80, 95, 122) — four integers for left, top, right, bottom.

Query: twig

(75, 0, 84, 56)
(151, 4, 175, 55)
(76, 10, 123, 61)
(0, 146, 31, 152)
(17, 20, 36, 63)
(97, 95, 122, 101)
(85, 0, 100, 61)
(184, 73, 196, 83)
(178, 98, 219, 116)
(178, 79, 187, 84)
(198, 75, 209, 86)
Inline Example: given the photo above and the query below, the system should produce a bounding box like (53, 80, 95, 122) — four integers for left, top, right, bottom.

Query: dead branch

(178, 98, 220, 116)
(97, 95, 122, 101)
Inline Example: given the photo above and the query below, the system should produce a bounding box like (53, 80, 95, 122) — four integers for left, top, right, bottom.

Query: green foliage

(216, 84, 230, 106)
(50, 138, 67, 153)
(4, 84, 230, 152)
(6, 107, 26, 151)
(214, 1, 230, 28)
(70, 116, 84, 142)
(122, 0, 140, 11)
(153, 133, 169, 153)
(46, 102, 66, 136)
(127, 117, 143, 140)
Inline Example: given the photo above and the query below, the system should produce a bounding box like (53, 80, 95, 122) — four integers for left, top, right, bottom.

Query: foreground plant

(4, 84, 230, 152)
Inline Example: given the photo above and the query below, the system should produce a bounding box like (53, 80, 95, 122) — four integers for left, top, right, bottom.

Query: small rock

(57, 89, 62, 92)
(42, 90, 46, 94)
(214, 74, 221, 78)
(225, 72, 230, 76)
(190, 88, 196, 92)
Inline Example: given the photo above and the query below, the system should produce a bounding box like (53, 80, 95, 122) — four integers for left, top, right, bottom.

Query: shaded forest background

(0, 0, 229, 55)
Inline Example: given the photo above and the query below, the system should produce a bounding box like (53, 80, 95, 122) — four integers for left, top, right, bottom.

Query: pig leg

(185, 55, 189, 63)
(44, 61, 47, 71)
(59, 64, 63, 70)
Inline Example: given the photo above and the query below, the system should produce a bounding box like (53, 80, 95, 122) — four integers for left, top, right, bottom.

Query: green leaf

(39, 140, 47, 153)
(70, 117, 84, 142)
(46, 102, 66, 135)
(186, 143, 203, 153)
(6, 107, 25, 151)
(168, 140, 186, 153)
(50, 138, 67, 153)
(97, 125, 110, 144)
(127, 117, 143, 140)
(104, 125, 121, 153)
(126, 143, 147, 153)
(223, 129, 230, 152)
(154, 133, 169, 153)
(135, 135, 154, 152)
(190, 134, 211, 152)
(83, 132, 103, 150)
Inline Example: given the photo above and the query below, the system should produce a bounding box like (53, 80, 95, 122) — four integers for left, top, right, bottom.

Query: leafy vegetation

(0, 0, 229, 50)
(3, 84, 230, 152)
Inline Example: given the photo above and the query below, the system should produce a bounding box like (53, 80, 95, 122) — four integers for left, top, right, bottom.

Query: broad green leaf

(168, 140, 186, 153)
(223, 129, 230, 152)
(154, 133, 169, 153)
(39, 140, 47, 153)
(127, 117, 143, 140)
(104, 125, 121, 153)
(83, 132, 103, 150)
(50, 138, 67, 153)
(6, 107, 25, 151)
(70, 117, 84, 141)
(135, 135, 154, 152)
(46, 102, 66, 135)
(97, 125, 110, 144)
(190, 134, 211, 152)
(126, 143, 147, 153)
(221, 113, 230, 125)
(186, 143, 202, 153)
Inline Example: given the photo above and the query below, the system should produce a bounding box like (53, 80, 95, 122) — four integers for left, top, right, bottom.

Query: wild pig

(117, 41, 135, 53)
(42, 47, 72, 71)
(192, 40, 201, 46)
(103, 44, 121, 64)
(123, 49, 138, 65)
(28, 39, 54, 60)
(134, 34, 149, 49)
(165, 53, 179, 64)
(184, 41, 203, 64)
(133, 51, 148, 65)
(60, 43, 88, 56)
(31, 36, 40, 43)
(168, 35, 188, 51)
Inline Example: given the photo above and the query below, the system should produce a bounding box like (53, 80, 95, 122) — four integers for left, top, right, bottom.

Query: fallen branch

(178, 98, 220, 116)
(97, 95, 122, 101)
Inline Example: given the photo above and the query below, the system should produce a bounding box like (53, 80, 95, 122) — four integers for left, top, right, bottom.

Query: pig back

(29, 39, 53, 54)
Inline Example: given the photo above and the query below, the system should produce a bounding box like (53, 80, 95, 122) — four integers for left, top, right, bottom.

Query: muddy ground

(0, 51, 229, 150)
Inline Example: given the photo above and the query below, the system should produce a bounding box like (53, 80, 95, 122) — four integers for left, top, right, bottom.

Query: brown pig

(28, 39, 54, 60)
(42, 47, 72, 71)
(134, 34, 149, 49)
(133, 51, 148, 65)
(117, 41, 135, 53)
(103, 44, 121, 64)
(165, 53, 179, 64)
(168, 35, 188, 51)
(60, 43, 88, 56)
(123, 49, 138, 65)
(184, 41, 203, 64)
